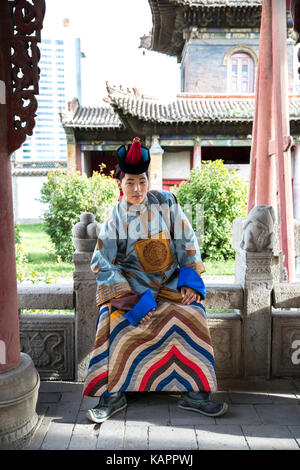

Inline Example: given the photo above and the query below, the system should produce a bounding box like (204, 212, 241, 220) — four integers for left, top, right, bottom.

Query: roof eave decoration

(144, 0, 263, 61)
(61, 85, 300, 136)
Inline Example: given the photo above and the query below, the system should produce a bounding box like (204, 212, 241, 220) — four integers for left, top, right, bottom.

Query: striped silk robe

(83, 190, 217, 396)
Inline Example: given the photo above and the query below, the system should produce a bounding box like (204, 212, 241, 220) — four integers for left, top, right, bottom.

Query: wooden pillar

(0, 1, 46, 448)
(0, 6, 20, 373)
(293, 145, 300, 220)
(247, 0, 276, 213)
(272, 0, 296, 282)
(192, 137, 202, 169)
(0, 78, 20, 373)
(248, 0, 295, 282)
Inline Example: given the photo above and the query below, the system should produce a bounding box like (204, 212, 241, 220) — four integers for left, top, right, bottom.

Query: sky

(42, 0, 181, 105)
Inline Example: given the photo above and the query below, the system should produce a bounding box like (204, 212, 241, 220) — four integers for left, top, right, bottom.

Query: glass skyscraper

(15, 36, 82, 163)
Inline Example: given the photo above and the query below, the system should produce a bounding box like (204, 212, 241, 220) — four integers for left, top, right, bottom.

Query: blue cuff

(177, 266, 206, 300)
(124, 289, 157, 326)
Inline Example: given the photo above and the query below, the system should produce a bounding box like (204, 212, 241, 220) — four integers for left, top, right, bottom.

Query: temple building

(61, 0, 300, 196)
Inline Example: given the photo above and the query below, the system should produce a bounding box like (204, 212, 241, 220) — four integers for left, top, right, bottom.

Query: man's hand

(180, 286, 201, 305)
(140, 308, 156, 324)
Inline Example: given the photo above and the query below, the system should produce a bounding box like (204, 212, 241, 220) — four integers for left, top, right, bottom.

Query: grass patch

(18, 224, 235, 282)
(19, 224, 73, 281)
(202, 258, 235, 276)
(22, 309, 74, 315)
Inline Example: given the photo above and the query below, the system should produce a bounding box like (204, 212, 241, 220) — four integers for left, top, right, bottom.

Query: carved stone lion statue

(240, 205, 276, 252)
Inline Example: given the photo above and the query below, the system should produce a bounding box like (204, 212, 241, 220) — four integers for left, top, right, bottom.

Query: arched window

(228, 52, 255, 93)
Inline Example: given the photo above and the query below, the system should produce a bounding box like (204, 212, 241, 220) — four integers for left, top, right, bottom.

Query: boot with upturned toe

(86, 392, 127, 424)
(178, 391, 228, 417)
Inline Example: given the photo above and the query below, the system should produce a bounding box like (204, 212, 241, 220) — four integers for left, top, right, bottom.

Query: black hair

(115, 164, 125, 181)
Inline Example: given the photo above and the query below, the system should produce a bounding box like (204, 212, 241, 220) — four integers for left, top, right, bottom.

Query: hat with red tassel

(116, 137, 150, 175)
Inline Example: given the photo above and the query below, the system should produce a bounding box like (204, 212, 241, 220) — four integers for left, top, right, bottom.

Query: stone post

(232, 205, 277, 378)
(72, 212, 99, 381)
(149, 136, 164, 190)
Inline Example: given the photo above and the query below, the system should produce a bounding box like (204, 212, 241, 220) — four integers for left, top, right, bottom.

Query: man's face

(118, 172, 149, 205)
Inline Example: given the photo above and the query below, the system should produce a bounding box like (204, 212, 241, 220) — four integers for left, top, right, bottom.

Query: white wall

(13, 175, 48, 224)
(162, 151, 191, 179)
(224, 163, 250, 183)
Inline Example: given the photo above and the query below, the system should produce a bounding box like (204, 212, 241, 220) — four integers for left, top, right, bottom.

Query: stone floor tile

(195, 424, 249, 450)
(254, 404, 300, 425)
(126, 400, 170, 426)
(267, 393, 299, 404)
(39, 381, 83, 393)
(211, 391, 232, 404)
(45, 401, 81, 424)
(169, 401, 215, 426)
(215, 404, 261, 424)
(40, 421, 75, 450)
(287, 425, 300, 447)
(229, 392, 272, 404)
(148, 425, 197, 450)
(37, 392, 62, 404)
(123, 424, 148, 450)
(242, 425, 299, 450)
(96, 416, 126, 450)
(218, 378, 298, 394)
(68, 410, 99, 450)
(80, 395, 100, 411)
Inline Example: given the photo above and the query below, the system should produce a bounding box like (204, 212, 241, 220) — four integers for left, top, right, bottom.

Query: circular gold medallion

(143, 240, 167, 267)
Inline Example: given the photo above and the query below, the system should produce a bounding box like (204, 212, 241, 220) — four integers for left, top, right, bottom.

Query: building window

(228, 52, 254, 93)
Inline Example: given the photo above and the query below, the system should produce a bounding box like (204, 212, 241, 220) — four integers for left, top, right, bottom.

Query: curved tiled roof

(63, 104, 123, 128)
(172, 0, 262, 6)
(110, 92, 256, 124)
(62, 86, 300, 130)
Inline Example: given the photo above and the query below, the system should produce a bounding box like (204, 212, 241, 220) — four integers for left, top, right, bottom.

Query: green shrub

(173, 159, 248, 261)
(40, 167, 119, 262)
(15, 224, 28, 281)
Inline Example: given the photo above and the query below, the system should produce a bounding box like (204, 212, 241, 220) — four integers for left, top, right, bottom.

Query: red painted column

(247, 0, 276, 213)
(272, 0, 296, 282)
(293, 145, 300, 220)
(0, 77, 21, 372)
(193, 138, 202, 169)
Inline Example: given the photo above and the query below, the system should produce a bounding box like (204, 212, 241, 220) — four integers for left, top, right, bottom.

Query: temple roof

(145, 0, 263, 60)
(171, 1, 262, 5)
(62, 85, 300, 135)
(61, 98, 123, 129)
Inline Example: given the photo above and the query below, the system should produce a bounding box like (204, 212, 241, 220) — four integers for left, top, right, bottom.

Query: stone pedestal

(0, 353, 40, 449)
(236, 251, 274, 378)
(73, 251, 98, 382)
(232, 206, 276, 378)
(72, 212, 99, 382)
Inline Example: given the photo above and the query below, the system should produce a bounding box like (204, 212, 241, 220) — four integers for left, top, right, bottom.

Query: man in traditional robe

(85, 137, 228, 423)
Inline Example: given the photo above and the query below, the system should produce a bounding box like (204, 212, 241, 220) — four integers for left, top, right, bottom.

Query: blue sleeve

(124, 289, 157, 326)
(177, 266, 206, 300)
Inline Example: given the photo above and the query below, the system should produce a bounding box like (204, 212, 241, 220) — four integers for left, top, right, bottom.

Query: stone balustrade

(16, 207, 300, 383)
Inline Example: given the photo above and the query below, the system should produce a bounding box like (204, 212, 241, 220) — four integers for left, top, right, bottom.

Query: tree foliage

(173, 160, 248, 261)
(40, 167, 119, 261)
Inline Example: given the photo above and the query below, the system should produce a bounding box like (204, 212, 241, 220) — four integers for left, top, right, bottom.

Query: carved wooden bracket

(0, 0, 45, 156)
